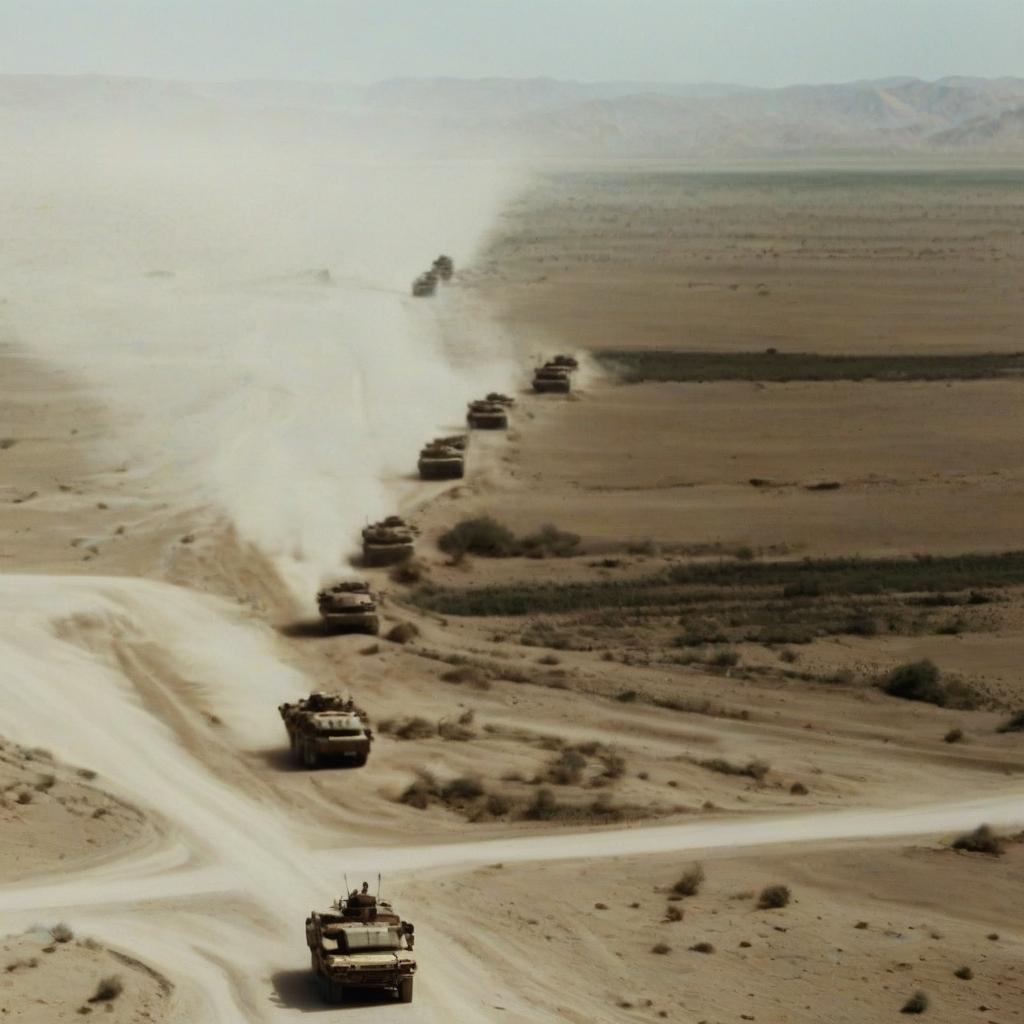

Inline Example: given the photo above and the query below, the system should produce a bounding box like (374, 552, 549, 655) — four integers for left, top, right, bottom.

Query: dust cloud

(0, 94, 523, 592)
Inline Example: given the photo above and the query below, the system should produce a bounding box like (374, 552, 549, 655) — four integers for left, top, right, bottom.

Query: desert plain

(2, 157, 1024, 1024)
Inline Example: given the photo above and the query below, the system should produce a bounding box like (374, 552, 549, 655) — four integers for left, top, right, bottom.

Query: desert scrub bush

(900, 990, 928, 1015)
(399, 770, 439, 810)
(954, 966, 973, 980)
(385, 621, 419, 645)
(951, 824, 1004, 856)
(50, 922, 74, 943)
(33, 773, 56, 792)
(881, 659, 978, 708)
(390, 559, 428, 585)
(664, 905, 684, 922)
(382, 717, 436, 741)
(944, 727, 964, 743)
(485, 793, 512, 816)
(439, 516, 518, 557)
(15, 789, 33, 805)
(440, 776, 485, 803)
(997, 710, 1024, 733)
(651, 942, 671, 955)
(756, 884, 791, 909)
(88, 975, 124, 1002)
(689, 941, 715, 954)
(523, 787, 558, 821)
(698, 757, 769, 782)
(671, 864, 705, 897)
(710, 648, 739, 668)
(546, 748, 587, 785)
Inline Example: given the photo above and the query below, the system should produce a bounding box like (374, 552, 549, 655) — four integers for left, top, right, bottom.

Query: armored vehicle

(279, 694, 373, 768)
(362, 516, 415, 567)
(411, 270, 438, 297)
(307, 888, 417, 1004)
(466, 399, 508, 430)
(551, 354, 579, 371)
(417, 437, 466, 480)
(532, 363, 571, 394)
(432, 254, 454, 281)
(317, 580, 380, 635)
(485, 392, 516, 407)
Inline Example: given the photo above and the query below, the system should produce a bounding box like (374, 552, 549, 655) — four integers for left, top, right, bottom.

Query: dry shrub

(997, 710, 1024, 733)
(399, 770, 439, 810)
(485, 793, 512, 816)
(88, 975, 124, 1003)
(954, 966, 973, 980)
(689, 941, 715, 954)
(672, 864, 705, 897)
(651, 942, 671, 955)
(391, 559, 428, 585)
(438, 711, 476, 742)
(944, 727, 964, 744)
(385, 622, 419, 645)
(547, 748, 587, 786)
(441, 776, 485, 802)
(698, 757, 769, 782)
(51, 923, 74, 944)
(790, 782, 809, 795)
(15, 790, 33, 805)
(664, 905, 684, 923)
(523, 787, 558, 821)
(951, 824, 1003, 856)
(900, 991, 928, 1015)
(757, 884, 791, 909)
(391, 717, 436, 741)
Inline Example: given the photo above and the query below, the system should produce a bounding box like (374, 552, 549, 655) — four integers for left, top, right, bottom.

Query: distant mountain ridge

(2, 73, 1024, 157)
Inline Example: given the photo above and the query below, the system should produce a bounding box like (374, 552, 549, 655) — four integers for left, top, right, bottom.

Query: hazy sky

(1, 0, 1022, 86)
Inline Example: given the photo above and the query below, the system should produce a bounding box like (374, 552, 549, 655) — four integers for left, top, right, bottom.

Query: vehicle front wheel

(398, 977, 414, 1003)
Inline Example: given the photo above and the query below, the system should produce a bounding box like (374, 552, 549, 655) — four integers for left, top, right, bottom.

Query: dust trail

(0, 92, 523, 594)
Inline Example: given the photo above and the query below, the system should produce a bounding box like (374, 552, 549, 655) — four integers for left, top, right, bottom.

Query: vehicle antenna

(344, 873, 350, 904)
(377, 872, 382, 900)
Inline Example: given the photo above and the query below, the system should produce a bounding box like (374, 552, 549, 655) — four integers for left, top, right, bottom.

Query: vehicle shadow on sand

(277, 619, 329, 639)
(250, 748, 364, 773)
(270, 971, 401, 1012)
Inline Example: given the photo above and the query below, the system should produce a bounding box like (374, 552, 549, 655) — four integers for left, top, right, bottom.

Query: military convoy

(362, 516, 415, 566)
(417, 435, 467, 480)
(411, 255, 454, 296)
(317, 580, 380, 635)
(280, 693, 373, 768)
(307, 886, 417, 1004)
(466, 398, 509, 430)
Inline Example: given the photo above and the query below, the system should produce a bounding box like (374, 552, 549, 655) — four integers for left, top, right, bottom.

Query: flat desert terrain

(3, 163, 1023, 1023)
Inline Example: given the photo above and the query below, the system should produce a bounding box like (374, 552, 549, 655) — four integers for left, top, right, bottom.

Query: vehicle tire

(398, 977, 414, 1003)
(302, 740, 318, 769)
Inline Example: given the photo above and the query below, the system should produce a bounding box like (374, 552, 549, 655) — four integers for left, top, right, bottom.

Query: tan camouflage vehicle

(485, 392, 516, 407)
(317, 580, 380, 634)
(417, 437, 466, 480)
(411, 270, 438, 297)
(307, 888, 416, 1004)
(466, 399, 509, 430)
(362, 516, 415, 567)
(432, 254, 454, 281)
(279, 693, 373, 768)
(532, 363, 571, 393)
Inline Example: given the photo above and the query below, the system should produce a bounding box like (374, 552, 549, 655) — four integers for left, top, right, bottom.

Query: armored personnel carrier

(362, 516, 415, 567)
(279, 694, 373, 768)
(466, 399, 509, 430)
(432, 254, 454, 281)
(317, 581, 380, 635)
(307, 888, 417, 1004)
(551, 354, 579, 371)
(532, 363, 571, 394)
(417, 437, 466, 480)
(411, 270, 438, 297)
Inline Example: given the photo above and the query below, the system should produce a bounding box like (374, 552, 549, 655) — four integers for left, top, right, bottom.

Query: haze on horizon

(1, 0, 1022, 88)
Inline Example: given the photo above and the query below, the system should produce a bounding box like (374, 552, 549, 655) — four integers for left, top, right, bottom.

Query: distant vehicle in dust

(362, 516, 415, 567)
(485, 392, 516, 407)
(550, 354, 579, 371)
(411, 270, 438, 297)
(466, 399, 509, 430)
(417, 436, 466, 480)
(316, 580, 380, 635)
(532, 363, 571, 394)
(306, 882, 417, 1004)
(279, 693, 373, 768)
(432, 254, 454, 281)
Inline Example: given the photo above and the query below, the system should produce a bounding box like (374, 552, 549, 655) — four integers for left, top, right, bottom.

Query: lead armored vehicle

(317, 580, 380, 634)
(307, 887, 417, 1004)
(532, 363, 571, 394)
(432, 254, 454, 281)
(362, 516, 415, 567)
(417, 437, 466, 480)
(279, 693, 373, 768)
(411, 270, 438, 297)
(466, 399, 509, 430)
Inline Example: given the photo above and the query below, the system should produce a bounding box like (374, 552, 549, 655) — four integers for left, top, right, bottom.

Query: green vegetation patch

(597, 350, 1024, 384)
(413, 551, 1024, 617)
